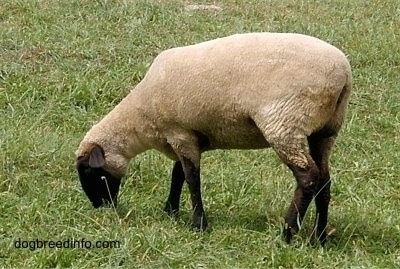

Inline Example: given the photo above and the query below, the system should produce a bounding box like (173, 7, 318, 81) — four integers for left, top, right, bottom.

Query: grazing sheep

(75, 32, 352, 245)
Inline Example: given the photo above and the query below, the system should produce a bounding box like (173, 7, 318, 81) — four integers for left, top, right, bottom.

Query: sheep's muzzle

(76, 155, 121, 208)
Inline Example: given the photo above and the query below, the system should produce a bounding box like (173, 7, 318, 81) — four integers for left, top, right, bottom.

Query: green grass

(1, 0, 399, 268)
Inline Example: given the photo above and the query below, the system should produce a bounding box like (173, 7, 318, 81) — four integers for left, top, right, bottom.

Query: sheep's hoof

(309, 224, 337, 246)
(192, 214, 208, 232)
(317, 231, 328, 246)
(163, 202, 179, 218)
(311, 225, 336, 246)
(283, 226, 292, 243)
(309, 233, 325, 247)
(283, 223, 298, 243)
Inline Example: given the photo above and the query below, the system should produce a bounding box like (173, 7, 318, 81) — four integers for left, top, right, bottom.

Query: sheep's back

(134, 33, 351, 149)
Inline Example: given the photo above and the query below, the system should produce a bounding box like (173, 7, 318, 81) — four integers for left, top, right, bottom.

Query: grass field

(1, 0, 399, 268)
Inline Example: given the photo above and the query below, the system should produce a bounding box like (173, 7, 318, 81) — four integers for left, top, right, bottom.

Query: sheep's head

(75, 143, 121, 208)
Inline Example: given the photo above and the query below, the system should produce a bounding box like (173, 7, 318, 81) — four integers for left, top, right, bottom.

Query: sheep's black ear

(88, 144, 105, 168)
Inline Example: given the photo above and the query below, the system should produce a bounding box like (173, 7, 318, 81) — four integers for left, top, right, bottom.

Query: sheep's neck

(109, 102, 150, 159)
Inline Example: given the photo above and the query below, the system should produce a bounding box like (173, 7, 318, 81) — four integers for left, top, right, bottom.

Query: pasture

(1, 0, 399, 268)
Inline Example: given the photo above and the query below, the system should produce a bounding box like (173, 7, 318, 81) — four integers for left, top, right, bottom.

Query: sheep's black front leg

(180, 156, 208, 231)
(164, 161, 185, 217)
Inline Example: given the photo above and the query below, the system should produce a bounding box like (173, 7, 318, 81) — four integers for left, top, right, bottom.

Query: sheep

(75, 32, 352, 245)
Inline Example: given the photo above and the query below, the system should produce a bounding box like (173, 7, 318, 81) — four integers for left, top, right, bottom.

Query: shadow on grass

(328, 219, 400, 252)
(112, 199, 399, 254)
(210, 211, 273, 232)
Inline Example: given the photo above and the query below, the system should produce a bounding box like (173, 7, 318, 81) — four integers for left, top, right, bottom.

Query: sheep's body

(76, 32, 352, 245)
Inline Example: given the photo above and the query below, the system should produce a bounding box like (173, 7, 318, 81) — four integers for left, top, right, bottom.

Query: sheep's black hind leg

(180, 156, 208, 231)
(272, 143, 319, 243)
(284, 163, 319, 243)
(308, 133, 336, 245)
(164, 161, 185, 217)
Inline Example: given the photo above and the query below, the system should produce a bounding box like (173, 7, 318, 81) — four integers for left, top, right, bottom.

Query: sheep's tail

(325, 71, 352, 136)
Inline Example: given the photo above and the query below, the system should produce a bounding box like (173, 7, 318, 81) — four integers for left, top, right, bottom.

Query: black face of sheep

(75, 144, 121, 208)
